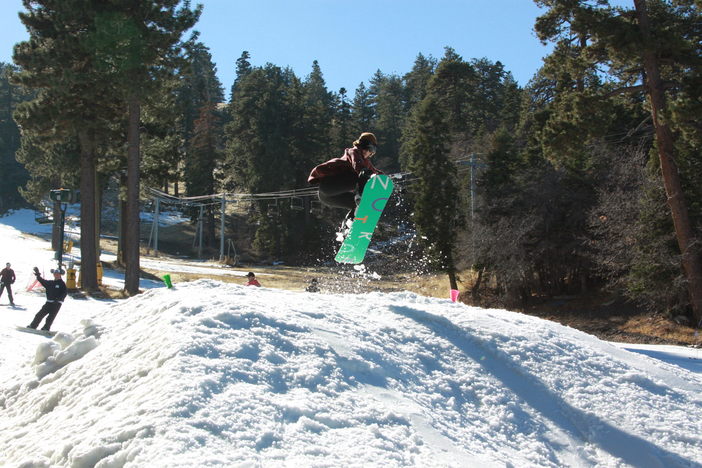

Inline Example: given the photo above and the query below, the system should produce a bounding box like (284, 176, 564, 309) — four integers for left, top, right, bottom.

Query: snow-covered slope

(0, 281, 700, 467)
(0, 210, 701, 467)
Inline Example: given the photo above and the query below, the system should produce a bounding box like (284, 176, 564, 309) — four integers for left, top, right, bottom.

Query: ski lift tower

(49, 188, 79, 271)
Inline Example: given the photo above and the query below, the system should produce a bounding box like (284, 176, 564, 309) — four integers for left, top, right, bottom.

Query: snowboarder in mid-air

(308, 132, 384, 240)
(27, 267, 67, 332)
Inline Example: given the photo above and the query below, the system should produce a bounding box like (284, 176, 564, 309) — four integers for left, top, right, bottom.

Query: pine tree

(299, 60, 333, 183)
(86, 1, 200, 294)
(469, 58, 520, 135)
(369, 72, 406, 173)
(140, 79, 183, 194)
(188, 103, 222, 246)
(405, 93, 462, 290)
(403, 53, 436, 110)
(0, 63, 31, 213)
(230, 50, 252, 99)
(351, 82, 375, 135)
(224, 64, 302, 257)
(13, 0, 125, 291)
(179, 34, 224, 147)
(177, 36, 225, 249)
(330, 87, 353, 152)
(535, 0, 702, 323)
(430, 47, 477, 142)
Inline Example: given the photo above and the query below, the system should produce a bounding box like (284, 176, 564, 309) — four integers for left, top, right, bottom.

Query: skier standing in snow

(245, 272, 261, 287)
(0, 262, 16, 306)
(27, 267, 67, 332)
(308, 133, 383, 231)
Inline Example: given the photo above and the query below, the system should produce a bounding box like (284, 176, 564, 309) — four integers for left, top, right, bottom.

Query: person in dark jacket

(28, 267, 67, 331)
(0, 262, 16, 306)
(308, 132, 383, 213)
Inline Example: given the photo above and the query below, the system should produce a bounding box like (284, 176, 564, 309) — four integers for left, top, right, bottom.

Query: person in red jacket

(245, 272, 261, 287)
(0, 262, 16, 306)
(308, 132, 383, 214)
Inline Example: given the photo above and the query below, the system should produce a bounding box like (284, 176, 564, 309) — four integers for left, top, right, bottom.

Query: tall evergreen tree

(369, 72, 406, 172)
(535, 0, 702, 322)
(299, 60, 333, 181)
(403, 53, 436, 111)
(178, 35, 224, 249)
(351, 82, 375, 136)
(230, 50, 252, 99)
(140, 79, 183, 194)
(224, 64, 303, 257)
(88, 1, 200, 294)
(188, 103, 222, 247)
(13, 0, 125, 291)
(330, 87, 353, 152)
(405, 93, 462, 290)
(470, 58, 519, 135)
(179, 35, 224, 146)
(430, 48, 478, 143)
(401, 48, 478, 169)
(0, 63, 31, 213)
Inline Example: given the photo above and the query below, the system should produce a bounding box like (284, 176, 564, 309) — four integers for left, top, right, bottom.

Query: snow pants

(317, 170, 375, 213)
(0, 282, 13, 305)
(29, 301, 63, 331)
(318, 173, 358, 211)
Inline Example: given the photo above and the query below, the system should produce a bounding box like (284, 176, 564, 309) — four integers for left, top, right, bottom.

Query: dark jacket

(308, 147, 382, 185)
(0, 267, 15, 284)
(37, 277, 67, 302)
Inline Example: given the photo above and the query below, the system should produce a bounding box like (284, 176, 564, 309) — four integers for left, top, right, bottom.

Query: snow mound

(1, 280, 701, 467)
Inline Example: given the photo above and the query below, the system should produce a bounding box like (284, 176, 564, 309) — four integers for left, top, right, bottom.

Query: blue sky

(2, 0, 556, 99)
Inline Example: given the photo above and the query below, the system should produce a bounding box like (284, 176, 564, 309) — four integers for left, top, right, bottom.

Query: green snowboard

(335, 174, 394, 264)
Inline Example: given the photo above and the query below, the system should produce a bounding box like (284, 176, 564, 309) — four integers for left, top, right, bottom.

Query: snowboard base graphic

(335, 175, 394, 264)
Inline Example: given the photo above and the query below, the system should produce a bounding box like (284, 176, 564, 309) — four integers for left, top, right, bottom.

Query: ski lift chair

(290, 196, 305, 211)
(34, 210, 52, 224)
(267, 200, 279, 218)
(310, 200, 323, 215)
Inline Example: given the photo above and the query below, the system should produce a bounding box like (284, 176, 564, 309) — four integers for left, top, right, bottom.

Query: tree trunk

(94, 175, 102, 262)
(635, 0, 702, 324)
(471, 267, 485, 300)
(77, 129, 98, 291)
(117, 172, 128, 267)
(446, 252, 459, 291)
(124, 95, 141, 295)
(447, 270, 458, 291)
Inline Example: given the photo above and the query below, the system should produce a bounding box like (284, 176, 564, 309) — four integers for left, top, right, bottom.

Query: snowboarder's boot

(335, 210, 355, 242)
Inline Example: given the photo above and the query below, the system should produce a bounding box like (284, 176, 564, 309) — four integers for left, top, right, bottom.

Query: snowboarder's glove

(33, 267, 40, 276)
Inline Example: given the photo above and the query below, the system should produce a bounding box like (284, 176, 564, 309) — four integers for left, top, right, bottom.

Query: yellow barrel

(66, 267, 77, 289)
(96, 262, 103, 286)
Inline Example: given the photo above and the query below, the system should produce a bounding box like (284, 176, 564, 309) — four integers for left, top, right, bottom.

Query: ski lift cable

(146, 166, 475, 205)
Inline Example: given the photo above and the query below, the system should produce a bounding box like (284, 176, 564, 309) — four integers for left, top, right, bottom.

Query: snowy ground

(0, 209, 701, 468)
